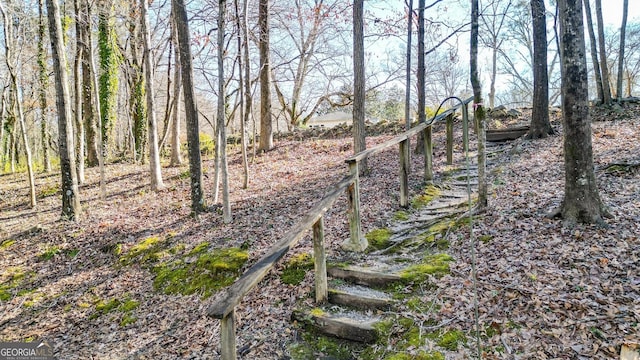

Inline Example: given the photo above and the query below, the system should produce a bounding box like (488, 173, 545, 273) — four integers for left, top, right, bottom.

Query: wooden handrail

(345, 96, 473, 164)
(208, 173, 356, 319)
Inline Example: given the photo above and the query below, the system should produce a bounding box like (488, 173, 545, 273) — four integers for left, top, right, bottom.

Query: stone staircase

(290, 142, 509, 355)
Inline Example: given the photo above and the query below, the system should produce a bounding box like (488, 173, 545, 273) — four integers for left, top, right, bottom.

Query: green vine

(131, 70, 146, 161)
(98, 5, 121, 156)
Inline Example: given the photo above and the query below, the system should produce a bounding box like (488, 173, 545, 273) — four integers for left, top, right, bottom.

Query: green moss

(401, 254, 454, 283)
(290, 331, 356, 360)
(281, 253, 313, 285)
(393, 211, 410, 221)
(188, 242, 210, 256)
(309, 307, 325, 317)
(0, 268, 35, 301)
(39, 246, 61, 261)
(365, 317, 444, 360)
(0, 239, 15, 251)
(178, 169, 190, 180)
(120, 236, 166, 265)
(386, 351, 444, 360)
(37, 184, 59, 198)
(479, 235, 493, 244)
(411, 185, 441, 209)
(120, 314, 137, 327)
(437, 330, 466, 351)
(152, 247, 248, 299)
(365, 228, 392, 251)
(65, 249, 80, 258)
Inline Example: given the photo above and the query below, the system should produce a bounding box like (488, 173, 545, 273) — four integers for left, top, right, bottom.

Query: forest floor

(0, 103, 639, 359)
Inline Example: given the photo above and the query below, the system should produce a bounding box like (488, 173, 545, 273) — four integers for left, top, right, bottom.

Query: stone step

(291, 308, 380, 343)
(327, 265, 402, 287)
(328, 284, 395, 310)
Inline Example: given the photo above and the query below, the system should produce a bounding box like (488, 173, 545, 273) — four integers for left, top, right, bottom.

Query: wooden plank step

(292, 309, 379, 343)
(328, 285, 395, 310)
(486, 125, 529, 142)
(327, 265, 401, 287)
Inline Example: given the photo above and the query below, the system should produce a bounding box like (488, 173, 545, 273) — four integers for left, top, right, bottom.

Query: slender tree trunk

(129, 12, 147, 165)
(38, 0, 51, 173)
(528, 0, 554, 139)
(471, 0, 487, 209)
(489, 47, 497, 109)
(594, 0, 612, 104)
(404, 0, 413, 131)
(46, 0, 81, 220)
(414, 0, 425, 155)
(557, 0, 605, 224)
(218, 0, 232, 223)
(1, 3, 37, 208)
(170, 29, 183, 166)
(258, 0, 273, 152)
(79, 2, 98, 168)
(73, 0, 85, 184)
(353, 0, 367, 174)
(141, 0, 165, 191)
(85, 1, 106, 198)
(582, 0, 603, 104)
(173, 0, 206, 214)
(239, 0, 250, 189)
(616, 0, 628, 100)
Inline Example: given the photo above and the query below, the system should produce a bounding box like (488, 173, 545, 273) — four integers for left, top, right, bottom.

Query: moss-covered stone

(281, 253, 314, 285)
(393, 211, 410, 221)
(0, 239, 15, 252)
(365, 228, 392, 251)
(152, 247, 247, 299)
(411, 185, 441, 209)
(120, 236, 167, 265)
(401, 254, 453, 283)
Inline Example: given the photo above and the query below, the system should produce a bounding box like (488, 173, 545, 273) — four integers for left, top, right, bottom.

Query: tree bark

(73, 0, 85, 184)
(46, 0, 81, 220)
(141, 0, 165, 191)
(528, 0, 553, 139)
(170, 30, 183, 167)
(616, 0, 628, 100)
(353, 0, 367, 174)
(404, 0, 413, 132)
(471, 0, 487, 209)
(98, 0, 119, 159)
(239, 0, 251, 189)
(173, 0, 207, 214)
(594, 0, 612, 104)
(258, 0, 273, 152)
(582, 0, 603, 104)
(38, 0, 51, 173)
(218, 0, 232, 223)
(414, 0, 425, 155)
(557, 0, 605, 225)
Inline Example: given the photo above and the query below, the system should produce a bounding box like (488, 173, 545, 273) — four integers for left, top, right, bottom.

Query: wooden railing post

(446, 113, 454, 165)
(344, 162, 367, 252)
(220, 309, 237, 360)
(313, 217, 328, 303)
(462, 103, 470, 153)
(423, 126, 433, 182)
(399, 138, 410, 207)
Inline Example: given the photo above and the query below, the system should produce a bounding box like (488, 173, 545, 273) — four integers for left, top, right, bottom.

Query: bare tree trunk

(616, 0, 628, 100)
(239, 0, 251, 189)
(404, 0, 413, 131)
(353, 0, 367, 175)
(174, 0, 207, 214)
(557, 0, 606, 225)
(85, 1, 106, 198)
(594, 0, 612, 104)
(258, 0, 273, 152)
(582, 0, 603, 104)
(38, 0, 51, 173)
(73, 0, 85, 184)
(414, 0, 425, 155)
(528, 0, 554, 139)
(170, 29, 183, 167)
(471, 0, 487, 209)
(46, 0, 81, 220)
(1, 3, 37, 208)
(218, 0, 232, 223)
(141, 0, 165, 191)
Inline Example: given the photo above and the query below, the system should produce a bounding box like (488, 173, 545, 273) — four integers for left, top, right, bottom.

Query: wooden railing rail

(208, 95, 473, 360)
(208, 174, 355, 359)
